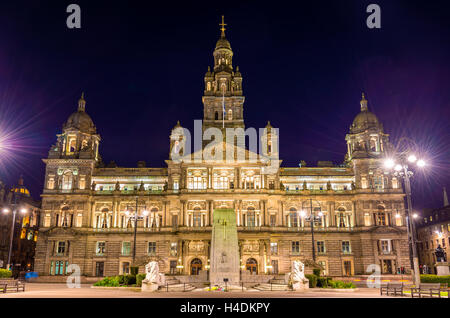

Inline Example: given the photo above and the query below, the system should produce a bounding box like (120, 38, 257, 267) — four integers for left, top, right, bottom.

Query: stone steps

(269, 279, 286, 284)
(159, 283, 196, 292)
(254, 283, 291, 291)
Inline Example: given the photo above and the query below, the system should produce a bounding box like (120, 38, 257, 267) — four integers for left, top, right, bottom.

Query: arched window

(62, 172, 73, 190)
(392, 177, 399, 189)
(190, 258, 202, 275)
(215, 112, 219, 120)
(375, 206, 387, 226)
(246, 258, 258, 275)
(336, 207, 347, 228)
(370, 138, 377, 151)
(289, 207, 298, 228)
(68, 138, 76, 153)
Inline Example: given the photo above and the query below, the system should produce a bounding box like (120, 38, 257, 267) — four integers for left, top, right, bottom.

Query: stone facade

(34, 22, 410, 279)
(416, 204, 450, 274)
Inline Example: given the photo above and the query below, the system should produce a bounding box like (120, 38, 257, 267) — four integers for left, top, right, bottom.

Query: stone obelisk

(210, 208, 240, 285)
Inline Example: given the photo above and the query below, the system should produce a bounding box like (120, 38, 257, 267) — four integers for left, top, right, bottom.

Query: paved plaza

(0, 283, 396, 298)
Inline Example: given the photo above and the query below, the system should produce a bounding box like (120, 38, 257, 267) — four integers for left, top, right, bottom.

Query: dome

(11, 176, 30, 197)
(350, 111, 380, 133)
(64, 111, 96, 134)
(63, 94, 97, 134)
(349, 93, 381, 134)
(215, 37, 231, 50)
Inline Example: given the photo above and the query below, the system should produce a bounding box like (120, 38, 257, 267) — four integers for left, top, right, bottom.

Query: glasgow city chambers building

(34, 22, 410, 280)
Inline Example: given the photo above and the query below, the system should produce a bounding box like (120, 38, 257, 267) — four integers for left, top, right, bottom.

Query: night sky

(0, 0, 449, 210)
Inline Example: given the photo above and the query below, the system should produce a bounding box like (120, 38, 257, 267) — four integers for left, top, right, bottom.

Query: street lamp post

(2, 195, 27, 270)
(126, 197, 147, 265)
(301, 198, 322, 262)
(384, 154, 425, 286)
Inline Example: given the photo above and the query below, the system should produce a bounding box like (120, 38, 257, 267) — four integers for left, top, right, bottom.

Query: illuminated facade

(0, 177, 40, 272)
(35, 22, 410, 279)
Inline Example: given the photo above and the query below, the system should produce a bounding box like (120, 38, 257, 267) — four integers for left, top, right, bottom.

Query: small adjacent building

(416, 190, 450, 274)
(0, 177, 41, 273)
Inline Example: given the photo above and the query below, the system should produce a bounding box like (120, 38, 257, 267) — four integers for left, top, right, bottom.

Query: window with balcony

(247, 208, 256, 227)
(289, 209, 299, 228)
(56, 241, 66, 256)
(62, 172, 73, 190)
(379, 239, 392, 254)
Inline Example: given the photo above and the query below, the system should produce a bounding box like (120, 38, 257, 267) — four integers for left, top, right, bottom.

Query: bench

(380, 282, 404, 296)
(410, 283, 446, 298)
(0, 280, 25, 293)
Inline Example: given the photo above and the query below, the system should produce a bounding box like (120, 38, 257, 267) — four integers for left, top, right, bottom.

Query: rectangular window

(364, 213, 371, 226)
(121, 241, 131, 256)
(270, 242, 278, 255)
(269, 215, 276, 227)
(96, 241, 106, 255)
(342, 241, 351, 254)
(170, 242, 178, 256)
(56, 241, 66, 255)
(76, 214, 83, 227)
(122, 262, 130, 275)
(317, 241, 325, 254)
(442, 238, 446, 248)
(291, 241, 300, 255)
(380, 239, 391, 254)
(374, 176, 383, 190)
(95, 262, 104, 277)
(148, 242, 156, 255)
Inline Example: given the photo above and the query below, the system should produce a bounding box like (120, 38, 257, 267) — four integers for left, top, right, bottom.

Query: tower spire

(78, 92, 86, 112)
(360, 92, 368, 111)
(219, 15, 227, 38)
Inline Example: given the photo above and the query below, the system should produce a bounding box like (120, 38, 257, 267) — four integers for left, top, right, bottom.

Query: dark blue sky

(0, 0, 449, 210)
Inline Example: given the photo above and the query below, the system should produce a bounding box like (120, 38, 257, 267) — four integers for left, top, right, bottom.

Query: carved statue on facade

(91, 181, 96, 191)
(280, 182, 285, 191)
(351, 181, 356, 190)
(163, 181, 168, 191)
(115, 181, 120, 191)
(139, 181, 145, 191)
(327, 181, 332, 191)
(303, 181, 307, 190)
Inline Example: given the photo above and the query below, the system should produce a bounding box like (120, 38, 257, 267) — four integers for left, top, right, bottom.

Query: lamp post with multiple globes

(2, 204, 28, 270)
(125, 197, 148, 265)
(301, 199, 323, 262)
(384, 153, 426, 286)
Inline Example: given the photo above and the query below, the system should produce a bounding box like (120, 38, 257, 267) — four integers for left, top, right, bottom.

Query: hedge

(420, 275, 450, 285)
(136, 274, 146, 287)
(305, 274, 317, 288)
(0, 269, 12, 278)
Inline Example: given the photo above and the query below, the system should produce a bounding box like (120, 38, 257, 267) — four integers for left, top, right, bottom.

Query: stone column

(259, 240, 265, 274)
(329, 201, 335, 227)
(163, 201, 168, 227)
(180, 200, 186, 226)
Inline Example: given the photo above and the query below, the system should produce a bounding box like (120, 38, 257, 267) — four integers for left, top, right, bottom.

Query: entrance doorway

(190, 258, 202, 275)
(382, 260, 394, 274)
(170, 260, 177, 274)
(246, 258, 258, 275)
(95, 262, 104, 277)
(343, 260, 352, 276)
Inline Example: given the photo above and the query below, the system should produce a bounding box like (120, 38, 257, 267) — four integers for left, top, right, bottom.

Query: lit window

(96, 241, 106, 255)
(270, 242, 278, 255)
(148, 242, 156, 255)
(47, 177, 55, 189)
